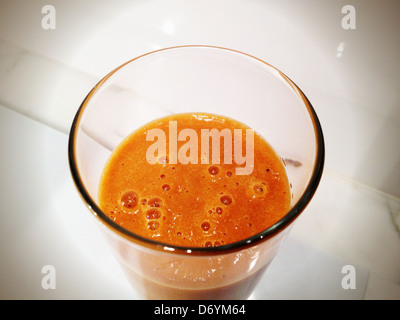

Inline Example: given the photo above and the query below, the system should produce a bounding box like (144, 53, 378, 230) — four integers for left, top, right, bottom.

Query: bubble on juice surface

(220, 195, 232, 206)
(226, 170, 232, 177)
(148, 197, 163, 208)
(201, 221, 211, 231)
(208, 166, 219, 175)
(147, 220, 159, 230)
(158, 156, 169, 164)
(204, 240, 222, 247)
(216, 207, 223, 215)
(146, 208, 161, 219)
(121, 191, 138, 208)
(162, 184, 170, 191)
(252, 184, 266, 195)
(204, 241, 213, 247)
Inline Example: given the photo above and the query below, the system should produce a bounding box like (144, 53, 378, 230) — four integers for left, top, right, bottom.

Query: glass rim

(68, 45, 325, 256)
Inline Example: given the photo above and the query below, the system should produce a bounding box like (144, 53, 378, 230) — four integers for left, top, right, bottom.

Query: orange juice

(99, 113, 291, 248)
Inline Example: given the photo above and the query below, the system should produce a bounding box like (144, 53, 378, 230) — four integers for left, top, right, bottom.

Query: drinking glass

(68, 45, 324, 299)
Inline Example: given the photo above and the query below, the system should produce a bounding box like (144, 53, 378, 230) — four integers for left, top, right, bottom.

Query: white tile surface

(0, 0, 399, 299)
(290, 170, 400, 283)
(251, 237, 369, 300)
(364, 273, 400, 300)
(0, 104, 133, 299)
(0, 40, 99, 133)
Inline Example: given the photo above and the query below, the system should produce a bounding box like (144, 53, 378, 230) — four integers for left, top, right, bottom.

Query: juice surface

(98, 113, 291, 247)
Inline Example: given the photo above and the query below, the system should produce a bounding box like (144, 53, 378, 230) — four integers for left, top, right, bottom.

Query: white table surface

(0, 0, 399, 300)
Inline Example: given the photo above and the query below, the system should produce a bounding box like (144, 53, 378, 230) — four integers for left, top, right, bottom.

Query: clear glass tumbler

(68, 45, 324, 300)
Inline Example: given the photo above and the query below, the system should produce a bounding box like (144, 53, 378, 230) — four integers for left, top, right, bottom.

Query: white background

(0, 0, 399, 299)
